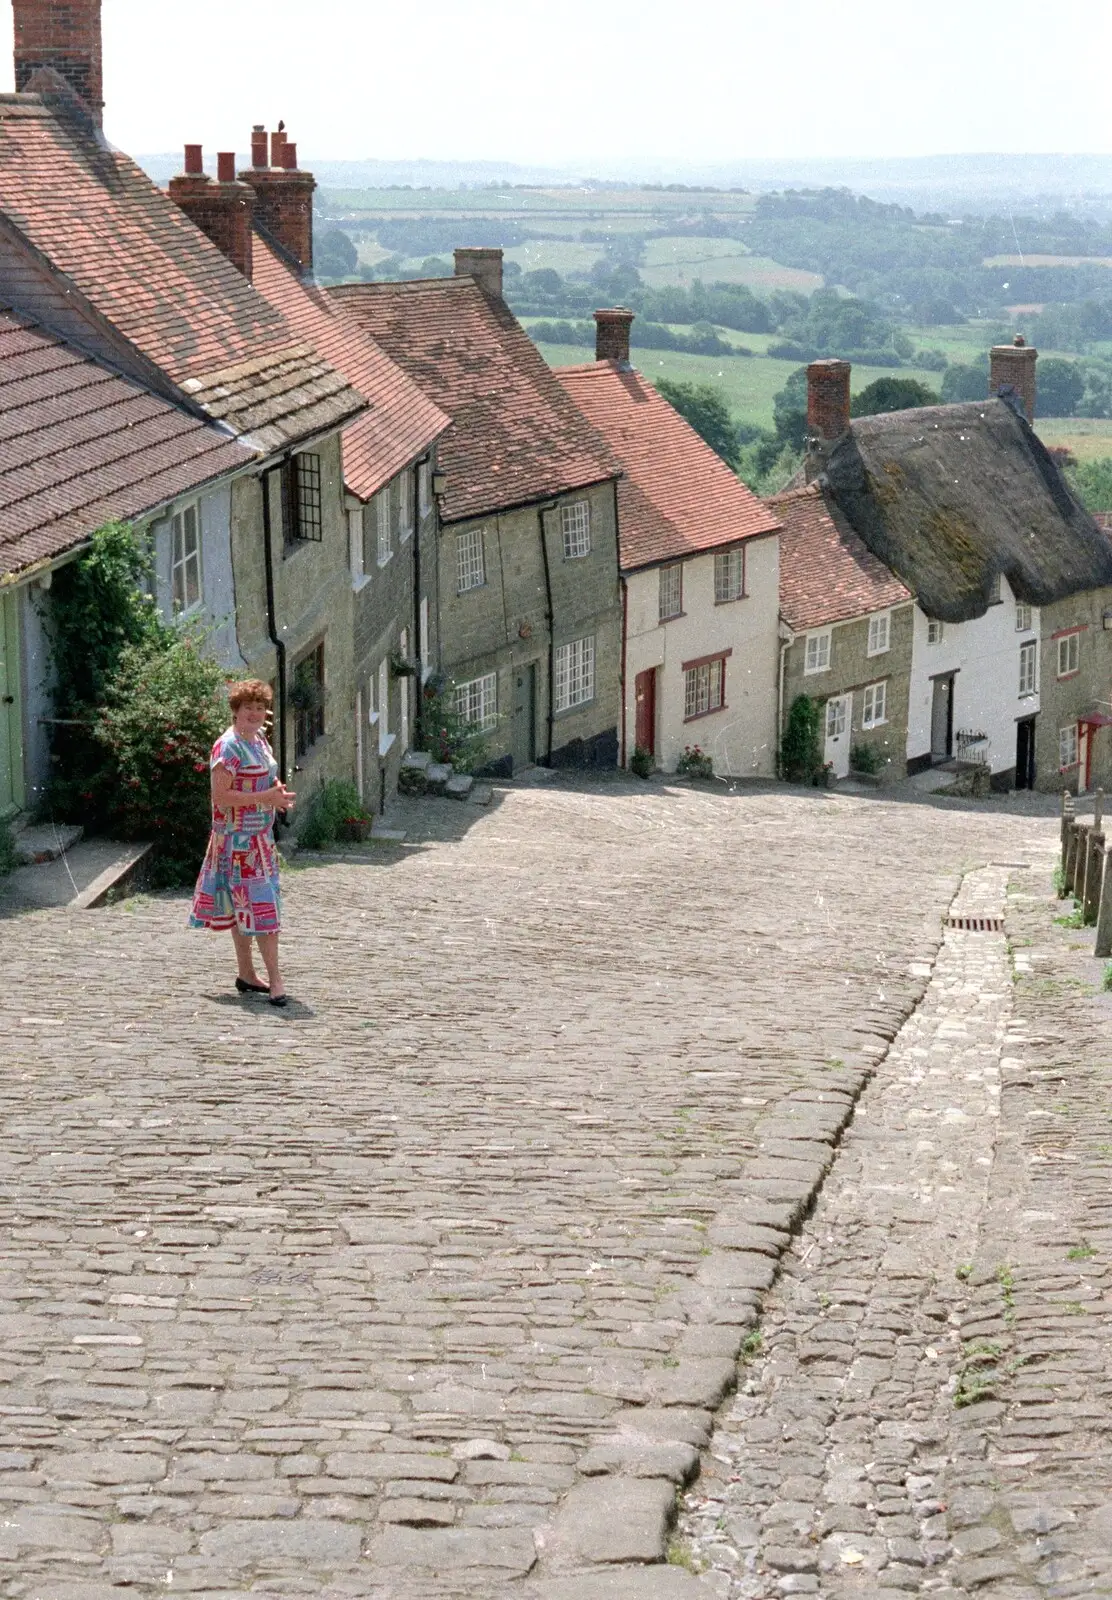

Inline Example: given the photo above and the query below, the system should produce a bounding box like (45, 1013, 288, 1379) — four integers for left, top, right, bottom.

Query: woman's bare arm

(211, 763, 296, 813)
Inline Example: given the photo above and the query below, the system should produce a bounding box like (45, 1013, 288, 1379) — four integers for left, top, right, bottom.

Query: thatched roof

(822, 398, 1112, 623)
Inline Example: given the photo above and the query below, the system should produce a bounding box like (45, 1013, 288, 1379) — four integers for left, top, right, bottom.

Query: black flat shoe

(268, 993, 289, 1008)
(235, 977, 270, 994)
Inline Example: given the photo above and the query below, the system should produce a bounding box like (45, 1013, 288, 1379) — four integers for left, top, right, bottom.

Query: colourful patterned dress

(189, 727, 282, 935)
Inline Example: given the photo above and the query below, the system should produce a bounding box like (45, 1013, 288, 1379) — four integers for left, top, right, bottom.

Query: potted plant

(337, 808, 373, 843)
(389, 650, 418, 679)
(676, 744, 714, 780)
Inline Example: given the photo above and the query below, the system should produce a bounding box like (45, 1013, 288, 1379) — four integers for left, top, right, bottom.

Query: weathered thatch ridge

(821, 398, 1112, 623)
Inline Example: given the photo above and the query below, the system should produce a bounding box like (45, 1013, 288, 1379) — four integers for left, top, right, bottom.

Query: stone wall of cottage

(1037, 587, 1112, 795)
(783, 602, 914, 780)
(229, 431, 356, 809)
(437, 480, 621, 774)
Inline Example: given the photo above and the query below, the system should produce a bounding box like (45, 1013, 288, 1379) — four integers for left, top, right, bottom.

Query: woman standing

(190, 680, 296, 1005)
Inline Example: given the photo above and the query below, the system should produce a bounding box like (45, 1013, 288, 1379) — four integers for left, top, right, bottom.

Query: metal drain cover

(946, 914, 1005, 932)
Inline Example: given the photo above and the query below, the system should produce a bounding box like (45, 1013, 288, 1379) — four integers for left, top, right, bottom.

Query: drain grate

(946, 914, 1005, 933)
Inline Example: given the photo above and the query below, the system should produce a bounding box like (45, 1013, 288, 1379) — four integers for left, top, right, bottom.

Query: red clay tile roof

(328, 277, 618, 522)
(0, 304, 253, 578)
(0, 97, 363, 448)
(252, 240, 449, 499)
(554, 360, 781, 570)
(772, 483, 911, 632)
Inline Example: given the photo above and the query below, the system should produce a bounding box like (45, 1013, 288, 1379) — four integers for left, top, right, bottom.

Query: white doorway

(824, 693, 852, 778)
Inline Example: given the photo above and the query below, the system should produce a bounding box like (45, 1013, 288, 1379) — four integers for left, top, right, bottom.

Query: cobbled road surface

(0, 777, 1068, 1599)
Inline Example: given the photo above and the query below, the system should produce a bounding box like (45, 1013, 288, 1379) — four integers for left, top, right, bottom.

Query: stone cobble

(0, 778, 1057, 1596)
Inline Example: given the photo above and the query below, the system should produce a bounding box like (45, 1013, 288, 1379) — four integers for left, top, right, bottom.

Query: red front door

(634, 669, 656, 756)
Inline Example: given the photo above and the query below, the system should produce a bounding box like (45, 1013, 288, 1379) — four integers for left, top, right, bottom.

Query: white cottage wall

(151, 484, 245, 671)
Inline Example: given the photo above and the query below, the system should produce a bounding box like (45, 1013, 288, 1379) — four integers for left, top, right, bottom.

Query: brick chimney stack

(454, 248, 503, 300)
(807, 359, 852, 443)
(12, 0, 103, 124)
(168, 145, 256, 280)
(238, 125, 316, 276)
(990, 334, 1037, 421)
(594, 308, 634, 366)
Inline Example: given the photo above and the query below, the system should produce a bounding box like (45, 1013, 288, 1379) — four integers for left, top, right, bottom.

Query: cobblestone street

(0, 776, 1101, 1599)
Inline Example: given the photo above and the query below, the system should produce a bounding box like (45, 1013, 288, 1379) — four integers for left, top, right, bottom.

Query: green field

(325, 185, 758, 224)
(504, 240, 605, 275)
(639, 237, 822, 293)
(1034, 419, 1112, 460)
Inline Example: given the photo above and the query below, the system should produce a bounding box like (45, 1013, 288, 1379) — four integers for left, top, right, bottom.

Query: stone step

(468, 783, 493, 807)
(444, 774, 474, 801)
(0, 838, 152, 910)
(401, 749, 432, 771)
(11, 821, 84, 865)
(425, 763, 453, 796)
(370, 820, 407, 842)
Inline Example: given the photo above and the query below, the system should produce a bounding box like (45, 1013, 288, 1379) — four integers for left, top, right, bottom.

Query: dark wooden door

(931, 675, 953, 762)
(634, 669, 656, 756)
(511, 663, 536, 772)
(1015, 717, 1036, 790)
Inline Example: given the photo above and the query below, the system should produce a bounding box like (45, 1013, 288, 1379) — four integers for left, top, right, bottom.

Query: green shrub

(780, 694, 821, 782)
(676, 744, 714, 779)
(298, 779, 369, 851)
(850, 741, 882, 775)
(630, 744, 654, 779)
(0, 817, 17, 878)
(420, 678, 489, 774)
(94, 632, 228, 887)
(397, 764, 429, 797)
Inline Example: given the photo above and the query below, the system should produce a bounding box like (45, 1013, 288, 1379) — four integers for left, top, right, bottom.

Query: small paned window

(170, 504, 202, 612)
(988, 573, 1003, 603)
(292, 643, 325, 759)
(376, 492, 392, 565)
(1059, 723, 1079, 769)
(1057, 631, 1080, 678)
(826, 696, 848, 738)
(457, 527, 486, 593)
(1019, 640, 1037, 697)
(684, 658, 725, 720)
(804, 630, 831, 674)
(289, 453, 323, 541)
(555, 636, 595, 712)
(1016, 602, 1033, 632)
(418, 461, 432, 518)
(398, 472, 413, 540)
(867, 611, 891, 656)
(714, 548, 744, 603)
(659, 563, 683, 621)
(561, 501, 591, 559)
(454, 672, 498, 730)
(862, 680, 887, 728)
(927, 619, 944, 644)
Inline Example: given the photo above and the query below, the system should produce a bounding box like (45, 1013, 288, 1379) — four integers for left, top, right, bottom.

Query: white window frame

(376, 491, 392, 566)
(419, 595, 430, 683)
(398, 471, 413, 542)
(713, 547, 745, 604)
(988, 573, 1003, 604)
(658, 563, 683, 622)
(1057, 631, 1080, 678)
(684, 658, 725, 721)
(454, 671, 498, 731)
(927, 618, 944, 645)
(377, 657, 393, 756)
(554, 635, 596, 713)
(861, 680, 887, 729)
(560, 501, 591, 560)
(348, 507, 368, 590)
(418, 461, 432, 519)
(866, 611, 891, 656)
(826, 695, 848, 738)
(1018, 639, 1037, 698)
(804, 630, 831, 675)
(170, 502, 202, 614)
(1015, 602, 1032, 632)
(1059, 722, 1079, 770)
(457, 526, 486, 593)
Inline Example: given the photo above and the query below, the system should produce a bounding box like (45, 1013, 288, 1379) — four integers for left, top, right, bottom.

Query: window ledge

(714, 594, 746, 605)
(554, 700, 595, 718)
(803, 666, 830, 676)
(399, 527, 414, 543)
(684, 703, 728, 724)
(377, 550, 394, 569)
(352, 573, 372, 593)
(367, 710, 380, 726)
(1058, 670, 1080, 681)
(378, 732, 397, 758)
(862, 719, 888, 730)
(866, 648, 890, 659)
(658, 612, 686, 625)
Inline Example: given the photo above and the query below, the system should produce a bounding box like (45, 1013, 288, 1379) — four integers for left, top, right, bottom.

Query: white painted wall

(623, 533, 779, 777)
(151, 482, 245, 671)
(908, 578, 1040, 774)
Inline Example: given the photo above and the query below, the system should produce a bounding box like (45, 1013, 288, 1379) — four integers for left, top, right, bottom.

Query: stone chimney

(13, 0, 103, 124)
(594, 307, 634, 366)
(454, 247, 503, 300)
(990, 334, 1037, 421)
(168, 145, 256, 280)
(807, 359, 852, 443)
(238, 125, 316, 276)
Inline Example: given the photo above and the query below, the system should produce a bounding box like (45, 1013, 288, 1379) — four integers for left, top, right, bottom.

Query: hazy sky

(2, 0, 1110, 167)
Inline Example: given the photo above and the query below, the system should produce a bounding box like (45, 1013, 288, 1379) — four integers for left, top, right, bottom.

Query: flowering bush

(299, 780, 369, 850)
(419, 677, 488, 774)
(676, 744, 714, 780)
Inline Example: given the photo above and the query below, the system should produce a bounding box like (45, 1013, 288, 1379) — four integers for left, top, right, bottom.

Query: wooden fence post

(1095, 845, 1112, 959)
(1095, 788, 1105, 834)
(1068, 822, 1088, 898)
(1060, 792, 1075, 894)
(1084, 830, 1105, 925)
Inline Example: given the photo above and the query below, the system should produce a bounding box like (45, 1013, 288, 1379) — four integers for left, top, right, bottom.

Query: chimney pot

(184, 143, 204, 176)
(13, 0, 104, 125)
(251, 125, 268, 168)
(453, 247, 503, 300)
(217, 151, 236, 183)
(593, 307, 634, 366)
(280, 141, 298, 171)
(270, 129, 286, 167)
(806, 359, 852, 444)
(239, 142, 317, 274)
(990, 337, 1038, 421)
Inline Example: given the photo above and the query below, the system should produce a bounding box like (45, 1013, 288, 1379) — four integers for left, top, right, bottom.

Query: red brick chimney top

(594, 307, 634, 366)
(217, 151, 236, 184)
(13, 0, 104, 126)
(807, 359, 852, 443)
(454, 248, 503, 300)
(183, 144, 204, 176)
(990, 335, 1038, 421)
(237, 125, 316, 275)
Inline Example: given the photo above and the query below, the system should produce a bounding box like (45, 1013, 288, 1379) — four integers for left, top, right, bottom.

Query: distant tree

(315, 228, 358, 280)
(772, 366, 810, 450)
(850, 377, 940, 417)
(654, 379, 741, 470)
(522, 268, 564, 296)
(1067, 455, 1112, 512)
(940, 363, 988, 403)
(1036, 357, 1085, 417)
